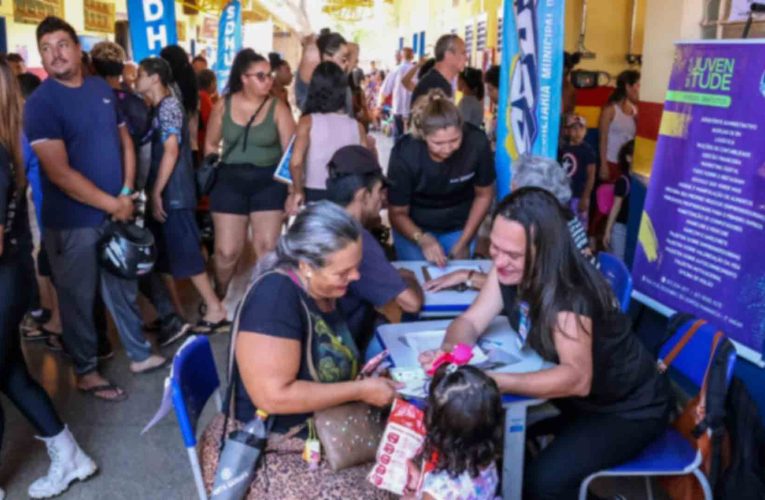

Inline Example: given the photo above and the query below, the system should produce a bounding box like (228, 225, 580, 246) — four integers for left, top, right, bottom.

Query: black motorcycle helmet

(98, 223, 157, 279)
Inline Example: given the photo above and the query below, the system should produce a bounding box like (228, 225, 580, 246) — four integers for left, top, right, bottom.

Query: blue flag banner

(127, 0, 178, 62)
(216, 0, 242, 95)
(495, 0, 565, 199)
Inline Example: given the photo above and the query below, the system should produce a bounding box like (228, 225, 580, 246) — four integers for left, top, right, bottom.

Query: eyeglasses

(245, 71, 274, 82)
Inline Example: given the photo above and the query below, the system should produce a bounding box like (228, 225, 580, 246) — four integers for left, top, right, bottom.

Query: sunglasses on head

(245, 71, 274, 82)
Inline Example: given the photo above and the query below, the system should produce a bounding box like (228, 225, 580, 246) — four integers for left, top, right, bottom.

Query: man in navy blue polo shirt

(24, 17, 164, 401)
(326, 145, 423, 356)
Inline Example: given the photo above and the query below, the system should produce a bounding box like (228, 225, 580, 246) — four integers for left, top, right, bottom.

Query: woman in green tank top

(204, 49, 295, 299)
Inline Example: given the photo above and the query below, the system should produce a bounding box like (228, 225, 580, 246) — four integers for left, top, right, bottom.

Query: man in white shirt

(379, 47, 414, 141)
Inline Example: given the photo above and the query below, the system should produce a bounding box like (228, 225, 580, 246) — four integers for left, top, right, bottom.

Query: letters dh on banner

(494, 0, 565, 200)
(127, 0, 178, 62)
(215, 0, 242, 95)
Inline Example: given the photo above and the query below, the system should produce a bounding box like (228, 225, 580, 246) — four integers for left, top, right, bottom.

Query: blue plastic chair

(170, 335, 223, 500)
(598, 252, 633, 312)
(578, 322, 737, 500)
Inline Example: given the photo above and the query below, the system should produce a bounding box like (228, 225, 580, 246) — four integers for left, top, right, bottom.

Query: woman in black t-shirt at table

(420, 188, 671, 500)
(388, 89, 496, 267)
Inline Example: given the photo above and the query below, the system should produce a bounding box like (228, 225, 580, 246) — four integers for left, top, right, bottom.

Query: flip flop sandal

(22, 327, 52, 342)
(78, 383, 128, 402)
(193, 319, 231, 335)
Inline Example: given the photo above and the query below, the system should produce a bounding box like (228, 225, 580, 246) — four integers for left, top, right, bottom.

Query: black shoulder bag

(196, 96, 271, 195)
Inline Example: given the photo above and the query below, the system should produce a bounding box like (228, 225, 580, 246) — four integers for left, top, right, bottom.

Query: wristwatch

(412, 231, 424, 244)
(465, 270, 475, 289)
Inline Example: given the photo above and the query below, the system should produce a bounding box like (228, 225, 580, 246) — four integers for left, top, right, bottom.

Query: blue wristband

(120, 186, 133, 196)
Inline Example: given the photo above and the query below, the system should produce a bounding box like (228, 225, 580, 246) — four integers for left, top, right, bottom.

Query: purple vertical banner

(633, 41, 765, 363)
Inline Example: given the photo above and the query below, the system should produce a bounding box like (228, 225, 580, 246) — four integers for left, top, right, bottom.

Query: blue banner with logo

(495, 0, 565, 199)
(127, 0, 178, 62)
(215, 0, 242, 95)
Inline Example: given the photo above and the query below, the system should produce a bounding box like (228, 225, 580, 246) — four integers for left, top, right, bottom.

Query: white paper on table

(406, 330, 446, 354)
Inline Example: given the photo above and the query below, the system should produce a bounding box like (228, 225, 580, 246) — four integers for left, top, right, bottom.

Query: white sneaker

(28, 426, 98, 499)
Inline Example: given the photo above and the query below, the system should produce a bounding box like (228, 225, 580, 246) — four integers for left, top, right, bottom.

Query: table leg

(503, 403, 529, 500)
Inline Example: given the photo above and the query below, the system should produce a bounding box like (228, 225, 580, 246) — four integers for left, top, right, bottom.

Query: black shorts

(210, 163, 287, 215)
(148, 209, 206, 279)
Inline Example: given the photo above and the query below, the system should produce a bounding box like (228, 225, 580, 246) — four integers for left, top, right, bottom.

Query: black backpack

(718, 377, 765, 499)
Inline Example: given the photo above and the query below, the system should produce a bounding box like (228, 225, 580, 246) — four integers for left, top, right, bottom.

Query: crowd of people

(0, 14, 651, 500)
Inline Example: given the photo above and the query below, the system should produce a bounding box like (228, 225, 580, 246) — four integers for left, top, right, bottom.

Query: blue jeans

(393, 229, 474, 261)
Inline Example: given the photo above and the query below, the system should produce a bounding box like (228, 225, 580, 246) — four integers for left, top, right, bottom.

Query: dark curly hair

(422, 365, 503, 478)
(160, 45, 198, 114)
(226, 48, 268, 95)
(302, 61, 347, 116)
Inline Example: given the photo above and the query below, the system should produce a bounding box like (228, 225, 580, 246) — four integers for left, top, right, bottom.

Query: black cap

(327, 145, 391, 186)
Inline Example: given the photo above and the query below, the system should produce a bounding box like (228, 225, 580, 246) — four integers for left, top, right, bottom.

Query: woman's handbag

(196, 97, 270, 195)
(196, 152, 221, 195)
(312, 403, 385, 471)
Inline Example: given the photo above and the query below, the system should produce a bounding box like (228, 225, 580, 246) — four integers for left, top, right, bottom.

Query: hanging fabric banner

(495, 0, 566, 199)
(215, 0, 242, 95)
(127, 0, 178, 62)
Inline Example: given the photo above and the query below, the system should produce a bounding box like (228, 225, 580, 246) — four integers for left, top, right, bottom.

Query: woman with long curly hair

(0, 56, 96, 500)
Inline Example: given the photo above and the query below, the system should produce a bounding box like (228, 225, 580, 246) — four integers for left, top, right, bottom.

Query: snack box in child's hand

(367, 399, 426, 495)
